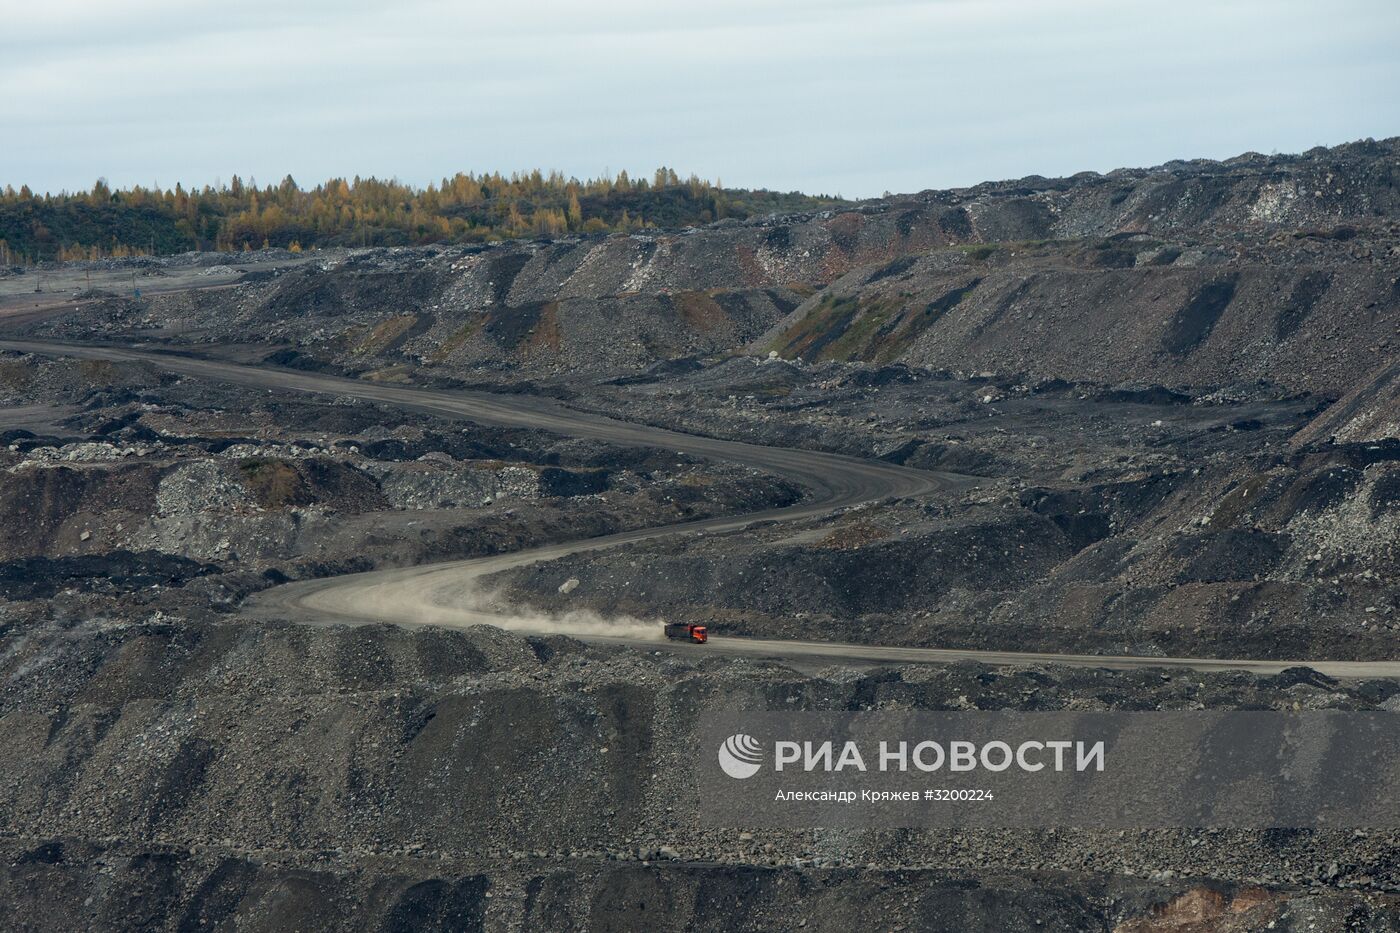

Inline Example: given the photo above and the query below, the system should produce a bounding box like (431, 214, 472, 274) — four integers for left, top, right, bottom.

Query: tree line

(0, 169, 848, 265)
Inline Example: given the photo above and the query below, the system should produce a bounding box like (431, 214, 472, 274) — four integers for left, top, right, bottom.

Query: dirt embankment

(4, 615, 1400, 930)
(758, 229, 1399, 396)
(14, 139, 1399, 387)
(0, 352, 801, 617)
(493, 352, 1397, 661)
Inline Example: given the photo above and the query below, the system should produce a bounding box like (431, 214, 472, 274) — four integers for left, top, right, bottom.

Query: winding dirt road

(5, 337, 1396, 679)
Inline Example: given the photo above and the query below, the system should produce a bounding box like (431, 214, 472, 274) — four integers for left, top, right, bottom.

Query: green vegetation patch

(0, 362, 32, 390)
(77, 360, 118, 384)
(773, 276, 983, 364)
(480, 301, 561, 352)
(818, 297, 907, 361)
(354, 315, 418, 355)
(770, 294, 863, 360)
(672, 291, 728, 332)
(431, 318, 484, 361)
(237, 459, 310, 509)
(959, 244, 1000, 262)
(1206, 473, 1276, 530)
(363, 365, 415, 384)
(525, 302, 562, 353)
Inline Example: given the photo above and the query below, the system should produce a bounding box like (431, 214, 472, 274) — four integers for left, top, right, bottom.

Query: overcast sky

(2, 0, 1397, 198)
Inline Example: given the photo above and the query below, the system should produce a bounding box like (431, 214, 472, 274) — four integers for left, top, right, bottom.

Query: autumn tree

(0, 166, 846, 260)
(566, 187, 582, 229)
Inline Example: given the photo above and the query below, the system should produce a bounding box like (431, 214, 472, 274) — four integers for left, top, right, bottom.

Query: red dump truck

(663, 622, 708, 644)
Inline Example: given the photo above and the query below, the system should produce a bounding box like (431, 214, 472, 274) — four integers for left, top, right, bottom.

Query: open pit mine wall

(92, 138, 1397, 389)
